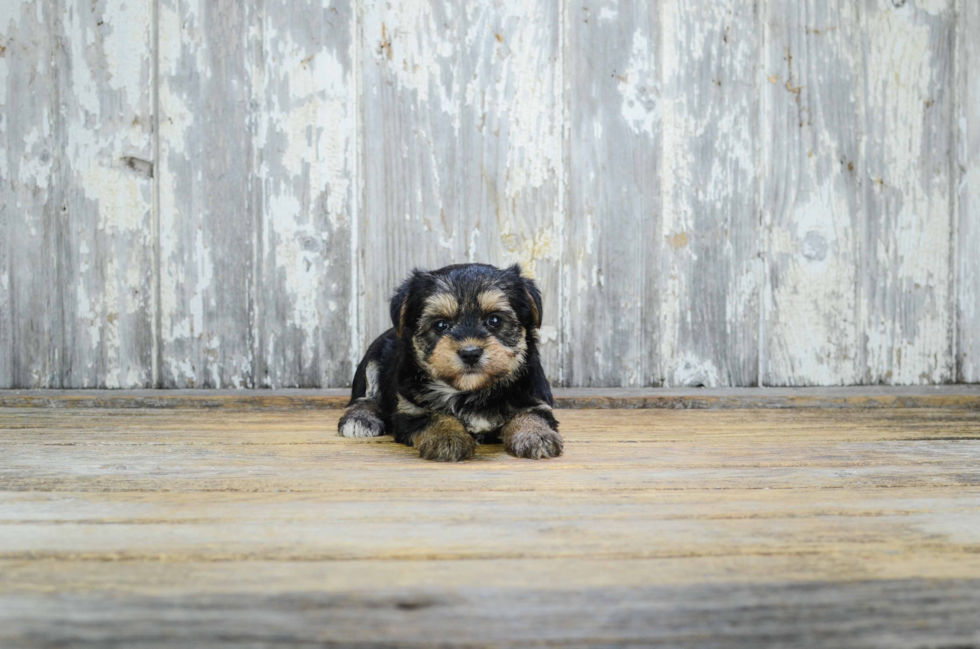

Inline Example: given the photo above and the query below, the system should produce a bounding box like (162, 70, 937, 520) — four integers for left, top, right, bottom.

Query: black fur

(339, 263, 561, 461)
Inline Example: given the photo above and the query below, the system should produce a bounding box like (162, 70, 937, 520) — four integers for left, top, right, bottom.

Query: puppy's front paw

(503, 413, 563, 459)
(415, 416, 476, 462)
(338, 402, 385, 438)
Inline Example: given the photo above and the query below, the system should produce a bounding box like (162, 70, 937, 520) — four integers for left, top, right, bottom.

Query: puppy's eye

(485, 314, 502, 329)
(434, 320, 450, 332)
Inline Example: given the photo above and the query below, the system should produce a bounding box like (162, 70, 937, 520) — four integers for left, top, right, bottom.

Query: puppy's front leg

(502, 408, 563, 459)
(395, 412, 476, 462)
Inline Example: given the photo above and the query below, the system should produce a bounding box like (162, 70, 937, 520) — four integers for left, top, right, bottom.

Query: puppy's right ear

(390, 268, 427, 337)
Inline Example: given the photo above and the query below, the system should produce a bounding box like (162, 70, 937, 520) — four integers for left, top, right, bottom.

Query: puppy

(338, 263, 562, 462)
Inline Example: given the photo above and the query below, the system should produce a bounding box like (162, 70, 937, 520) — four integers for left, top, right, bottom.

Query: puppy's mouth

(451, 369, 494, 392)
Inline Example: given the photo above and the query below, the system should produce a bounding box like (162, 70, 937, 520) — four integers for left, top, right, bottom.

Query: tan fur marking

(423, 335, 525, 391)
(415, 414, 475, 462)
(477, 288, 512, 315)
(422, 293, 459, 320)
(502, 412, 563, 459)
(480, 336, 524, 382)
(427, 336, 466, 384)
(525, 289, 540, 327)
(397, 301, 408, 336)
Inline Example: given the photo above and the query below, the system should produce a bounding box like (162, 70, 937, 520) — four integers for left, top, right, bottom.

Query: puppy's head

(390, 263, 543, 392)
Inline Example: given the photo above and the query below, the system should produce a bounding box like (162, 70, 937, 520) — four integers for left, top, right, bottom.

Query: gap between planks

(1, 386, 979, 410)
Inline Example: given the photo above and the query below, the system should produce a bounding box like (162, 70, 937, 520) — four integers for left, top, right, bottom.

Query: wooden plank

(2, 408, 979, 495)
(861, 0, 955, 384)
(2, 577, 978, 648)
(4, 557, 980, 597)
(3, 443, 977, 493)
(1, 0, 155, 388)
(761, 0, 863, 386)
(61, 0, 156, 389)
(9, 503, 978, 562)
(3, 407, 979, 440)
(253, 0, 355, 388)
(157, 0, 256, 388)
(3, 386, 980, 410)
(359, 0, 562, 380)
(0, 1, 63, 388)
(563, 1, 660, 387)
(958, 0, 980, 383)
(660, 0, 761, 387)
(3, 484, 980, 561)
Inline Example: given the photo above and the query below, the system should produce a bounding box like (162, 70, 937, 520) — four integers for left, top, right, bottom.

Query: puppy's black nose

(458, 346, 483, 366)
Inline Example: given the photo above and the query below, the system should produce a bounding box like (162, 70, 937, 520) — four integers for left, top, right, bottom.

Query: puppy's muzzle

(458, 345, 483, 366)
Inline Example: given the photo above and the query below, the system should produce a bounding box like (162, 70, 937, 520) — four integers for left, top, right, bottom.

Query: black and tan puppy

(338, 263, 561, 462)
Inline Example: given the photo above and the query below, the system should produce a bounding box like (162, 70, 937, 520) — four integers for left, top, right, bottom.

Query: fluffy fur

(338, 263, 561, 462)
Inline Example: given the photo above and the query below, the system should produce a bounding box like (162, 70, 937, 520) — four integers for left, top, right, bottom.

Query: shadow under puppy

(339, 263, 562, 462)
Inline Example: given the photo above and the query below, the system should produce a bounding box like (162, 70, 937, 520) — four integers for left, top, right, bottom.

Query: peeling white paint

(661, 0, 758, 386)
(671, 352, 722, 388)
(101, 0, 152, 96)
(0, 0, 28, 33)
(767, 181, 859, 385)
(258, 20, 353, 373)
(499, 226, 558, 281)
(865, 2, 952, 383)
(17, 126, 52, 189)
(598, 6, 618, 23)
(618, 30, 659, 137)
(538, 325, 558, 345)
(915, 0, 949, 16)
(498, 3, 561, 200)
(364, 0, 457, 115)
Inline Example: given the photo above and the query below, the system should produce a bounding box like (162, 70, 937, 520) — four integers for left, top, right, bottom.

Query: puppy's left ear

(523, 276, 543, 329)
(506, 264, 543, 329)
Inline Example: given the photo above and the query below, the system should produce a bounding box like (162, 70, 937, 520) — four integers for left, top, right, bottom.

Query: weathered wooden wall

(0, 0, 976, 388)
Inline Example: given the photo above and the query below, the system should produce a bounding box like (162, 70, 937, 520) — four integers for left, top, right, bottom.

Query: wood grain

(564, 0, 660, 387)
(660, 0, 761, 387)
(762, 0, 863, 386)
(157, 0, 356, 389)
(157, 0, 256, 388)
(253, 0, 356, 388)
(0, 1, 63, 389)
(2, 576, 978, 648)
(61, 0, 156, 389)
(1, 406, 979, 646)
(0, 0, 155, 388)
(861, 0, 955, 384)
(958, 0, 979, 383)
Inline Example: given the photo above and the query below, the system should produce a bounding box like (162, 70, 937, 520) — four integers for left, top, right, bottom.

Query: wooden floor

(2, 403, 980, 647)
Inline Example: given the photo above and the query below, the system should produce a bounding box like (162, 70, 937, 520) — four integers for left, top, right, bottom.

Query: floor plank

(1, 407, 979, 647)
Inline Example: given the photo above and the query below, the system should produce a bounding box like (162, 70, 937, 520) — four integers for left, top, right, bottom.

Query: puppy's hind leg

(338, 360, 386, 438)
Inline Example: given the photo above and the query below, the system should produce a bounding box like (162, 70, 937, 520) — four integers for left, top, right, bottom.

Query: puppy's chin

(451, 370, 494, 392)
